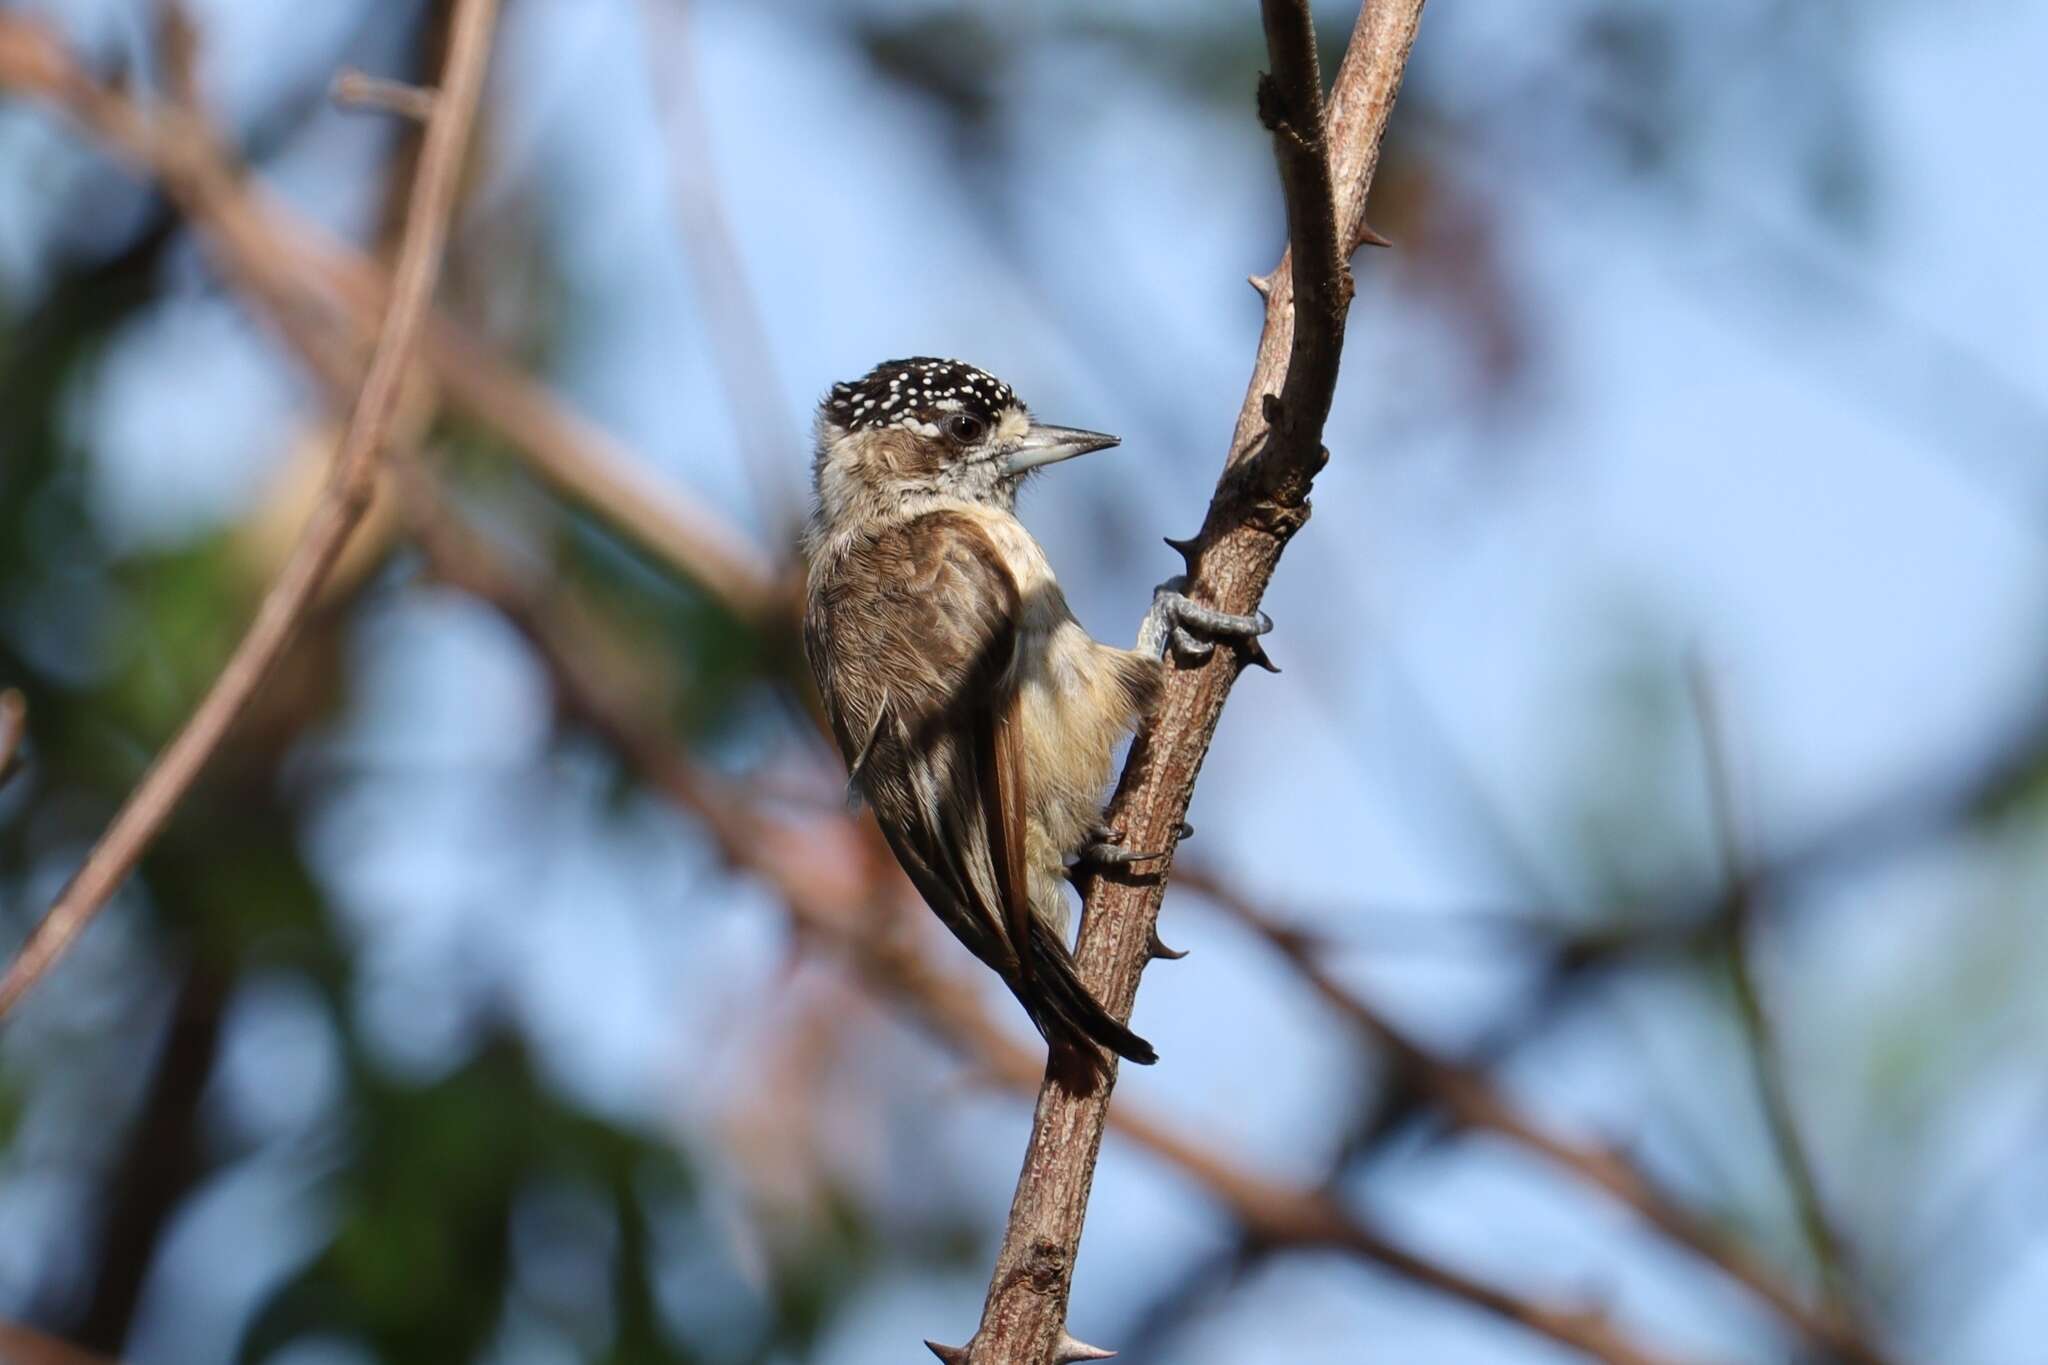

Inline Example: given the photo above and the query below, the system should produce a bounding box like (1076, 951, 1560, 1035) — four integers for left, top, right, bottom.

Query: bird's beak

(1003, 422, 1120, 476)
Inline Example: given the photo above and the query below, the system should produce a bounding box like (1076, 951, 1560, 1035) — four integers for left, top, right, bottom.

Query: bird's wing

(807, 512, 1034, 982)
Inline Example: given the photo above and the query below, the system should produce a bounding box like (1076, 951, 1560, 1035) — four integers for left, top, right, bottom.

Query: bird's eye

(943, 412, 986, 444)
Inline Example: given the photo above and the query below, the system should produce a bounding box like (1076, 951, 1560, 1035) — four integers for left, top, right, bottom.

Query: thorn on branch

(1248, 271, 1274, 298)
(1147, 928, 1189, 962)
(1255, 72, 1284, 133)
(1358, 222, 1394, 249)
(1162, 533, 1202, 573)
(332, 68, 439, 122)
(1255, 74, 1314, 153)
(924, 1342, 967, 1364)
(1055, 1332, 1118, 1362)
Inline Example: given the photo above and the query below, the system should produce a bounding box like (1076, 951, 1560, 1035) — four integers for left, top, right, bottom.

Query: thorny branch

(0, 0, 503, 1020)
(954, 3, 1427, 1358)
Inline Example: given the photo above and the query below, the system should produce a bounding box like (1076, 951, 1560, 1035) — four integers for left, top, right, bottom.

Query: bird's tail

(1020, 915, 1157, 1096)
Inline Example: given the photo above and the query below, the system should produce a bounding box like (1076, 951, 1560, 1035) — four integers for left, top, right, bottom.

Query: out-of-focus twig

(961, 3, 1426, 1357)
(1177, 861, 1900, 1365)
(331, 68, 438, 122)
(0, 0, 502, 1021)
(0, 1321, 119, 1365)
(0, 12, 783, 621)
(1092, 1105, 1686, 1365)
(307, 240, 787, 615)
(1689, 663, 1863, 1332)
(640, 0, 805, 541)
(71, 965, 228, 1353)
(0, 689, 26, 787)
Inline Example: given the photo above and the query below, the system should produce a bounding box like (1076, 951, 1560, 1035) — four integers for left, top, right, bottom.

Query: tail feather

(1020, 916, 1157, 1094)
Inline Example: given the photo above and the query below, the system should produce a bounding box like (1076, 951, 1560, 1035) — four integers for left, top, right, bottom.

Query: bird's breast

(942, 503, 1138, 782)
(966, 509, 1058, 595)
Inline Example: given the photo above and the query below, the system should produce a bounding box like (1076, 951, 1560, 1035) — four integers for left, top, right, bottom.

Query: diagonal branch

(956, 3, 1426, 1358)
(0, 14, 781, 620)
(305, 238, 785, 615)
(1180, 863, 1901, 1365)
(0, 0, 502, 1021)
(0, 689, 25, 788)
(637, 0, 806, 539)
(1688, 664, 1866, 1339)
(1084, 1102, 1687, 1365)
(0, 1321, 119, 1365)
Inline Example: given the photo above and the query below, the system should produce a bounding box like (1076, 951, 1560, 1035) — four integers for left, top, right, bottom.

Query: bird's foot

(1138, 576, 1277, 670)
(1073, 821, 1192, 869)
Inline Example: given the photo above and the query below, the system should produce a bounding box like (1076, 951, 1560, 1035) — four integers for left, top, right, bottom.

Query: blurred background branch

(1691, 661, 1865, 1340)
(0, 691, 25, 788)
(0, 1320, 119, 1365)
(0, 10, 783, 616)
(0, 0, 501, 1021)
(1178, 860, 1896, 1365)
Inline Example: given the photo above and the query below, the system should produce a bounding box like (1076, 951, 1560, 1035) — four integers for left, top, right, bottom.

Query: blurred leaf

(240, 1033, 696, 1364)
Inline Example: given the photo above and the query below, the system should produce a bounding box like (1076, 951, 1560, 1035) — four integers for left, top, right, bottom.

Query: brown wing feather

(984, 690, 1034, 989)
(805, 512, 1028, 973)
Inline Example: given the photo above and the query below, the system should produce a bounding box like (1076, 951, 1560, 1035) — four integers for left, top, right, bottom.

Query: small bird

(801, 358, 1271, 1090)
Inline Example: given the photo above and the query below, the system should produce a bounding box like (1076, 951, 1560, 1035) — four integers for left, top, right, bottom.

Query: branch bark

(0, 0, 502, 1020)
(955, 4, 1426, 1358)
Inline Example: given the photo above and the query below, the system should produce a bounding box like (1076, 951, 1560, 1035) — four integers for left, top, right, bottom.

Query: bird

(800, 357, 1272, 1091)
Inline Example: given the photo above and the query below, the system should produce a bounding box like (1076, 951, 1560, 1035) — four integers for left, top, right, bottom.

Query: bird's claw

(1077, 824, 1142, 866)
(1074, 819, 1191, 870)
(1140, 577, 1277, 669)
(1078, 837, 1166, 868)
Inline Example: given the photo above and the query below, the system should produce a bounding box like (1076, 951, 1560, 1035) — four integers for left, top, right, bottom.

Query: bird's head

(809, 357, 1118, 529)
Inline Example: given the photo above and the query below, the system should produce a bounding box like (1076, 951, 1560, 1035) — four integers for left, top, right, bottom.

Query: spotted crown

(823, 357, 1020, 436)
